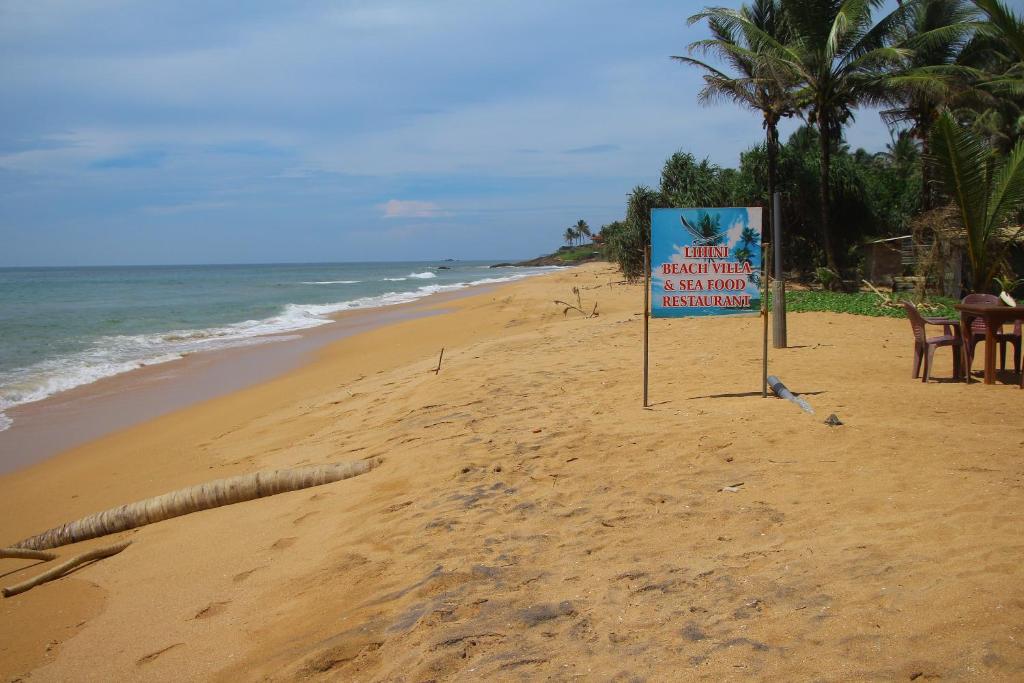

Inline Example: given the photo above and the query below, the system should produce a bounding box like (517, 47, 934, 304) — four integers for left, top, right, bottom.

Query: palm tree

(722, 0, 913, 271)
(679, 0, 796, 222)
(973, 0, 1024, 62)
(606, 186, 666, 281)
(928, 110, 1024, 290)
(960, 0, 1024, 153)
(564, 227, 577, 248)
(575, 219, 591, 244)
(881, 0, 979, 210)
(882, 128, 922, 173)
(695, 212, 725, 245)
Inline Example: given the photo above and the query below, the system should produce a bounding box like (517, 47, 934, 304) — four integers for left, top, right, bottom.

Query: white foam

(0, 265, 562, 432)
(382, 277, 407, 281)
(407, 271, 436, 279)
(300, 280, 360, 285)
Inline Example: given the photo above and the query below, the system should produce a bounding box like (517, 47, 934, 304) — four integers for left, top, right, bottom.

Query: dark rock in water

(824, 413, 843, 426)
(437, 266, 451, 270)
(489, 262, 514, 268)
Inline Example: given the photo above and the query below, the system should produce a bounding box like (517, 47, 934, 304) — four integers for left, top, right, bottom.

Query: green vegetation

(928, 111, 1024, 289)
(554, 245, 603, 263)
(597, 0, 1024, 292)
(767, 290, 959, 318)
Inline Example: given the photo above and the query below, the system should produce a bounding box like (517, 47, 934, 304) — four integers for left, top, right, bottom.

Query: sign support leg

(762, 241, 770, 398)
(643, 245, 650, 408)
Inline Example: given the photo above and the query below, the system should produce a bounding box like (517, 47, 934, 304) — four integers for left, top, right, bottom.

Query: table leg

(960, 314, 971, 384)
(985, 322, 996, 384)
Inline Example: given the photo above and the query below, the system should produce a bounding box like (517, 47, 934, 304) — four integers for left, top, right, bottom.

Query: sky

(0, 0, 895, 266)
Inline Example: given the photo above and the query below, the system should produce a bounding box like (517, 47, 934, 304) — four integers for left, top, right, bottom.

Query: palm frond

(927, 111, 994, 282)
(977, 75, 1024, 97)
(973, 0, 1024, 61)
(985, 136, 1024, 233)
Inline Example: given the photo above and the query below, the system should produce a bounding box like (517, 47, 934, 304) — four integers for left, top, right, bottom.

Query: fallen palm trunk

(767, 375, 814, 414)
(13, 461, 377, 551)
(3, 541, 131, 597)
(0, 548, 56, 561)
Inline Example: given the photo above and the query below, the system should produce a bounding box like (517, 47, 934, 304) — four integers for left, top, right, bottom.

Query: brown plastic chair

(962, 293, 1022, 376)
(903, 302, 962, 382)
(1017, 320, 1024, 389)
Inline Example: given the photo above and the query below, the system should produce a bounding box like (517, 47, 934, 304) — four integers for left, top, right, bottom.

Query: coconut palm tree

(679, 0, 796, 220)
(928, 110, 1024, 291)
(973, 0, 1024, 62)
(719, 0, 913, 271)
(575, 219, 592, 244)
(881, 0, 980, 210)
(959, 0, 1024, 153)
(564, 227, 577, 248)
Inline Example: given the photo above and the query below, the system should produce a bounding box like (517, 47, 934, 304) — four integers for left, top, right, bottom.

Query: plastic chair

(903, 302, 962, 382)
(962, 293, 1022, 376)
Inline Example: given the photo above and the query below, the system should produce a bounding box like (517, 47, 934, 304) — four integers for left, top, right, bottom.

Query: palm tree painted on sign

(733, 226, 760, 265)
(733, 224, 761, 286)
(682, 212, 727, 246)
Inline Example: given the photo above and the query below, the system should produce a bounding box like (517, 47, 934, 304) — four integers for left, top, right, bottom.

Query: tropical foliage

(927, 110, 1024, 288)
(596, 0, 1024, 292)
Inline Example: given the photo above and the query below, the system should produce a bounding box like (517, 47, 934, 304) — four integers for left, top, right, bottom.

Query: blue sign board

(650, 207, 762, 318)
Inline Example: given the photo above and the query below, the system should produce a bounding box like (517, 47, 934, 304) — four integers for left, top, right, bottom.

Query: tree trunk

(766, 120, 779, 234)
(12, 461, 376, 551)
(920, 133, 932, 212)
(817, 114, 838, 272)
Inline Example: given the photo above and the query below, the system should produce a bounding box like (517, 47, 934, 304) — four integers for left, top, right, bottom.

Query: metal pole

(762, 240, 770, 398)
(771, 191, 788, 348)
(643, 245, 650, 407)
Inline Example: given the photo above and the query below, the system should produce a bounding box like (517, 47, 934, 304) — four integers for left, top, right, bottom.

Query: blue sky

(0, 0, 893, 266)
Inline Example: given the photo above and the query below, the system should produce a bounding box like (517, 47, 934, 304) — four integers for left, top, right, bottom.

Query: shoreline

(0, 276, 528, 474)
(1, 262, 1022, 681)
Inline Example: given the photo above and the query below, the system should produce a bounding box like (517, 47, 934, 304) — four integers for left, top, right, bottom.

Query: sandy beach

(1, 263, 1022, 681)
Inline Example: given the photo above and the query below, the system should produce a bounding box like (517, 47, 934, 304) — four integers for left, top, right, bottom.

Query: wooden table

(955, 303, 1024, 384)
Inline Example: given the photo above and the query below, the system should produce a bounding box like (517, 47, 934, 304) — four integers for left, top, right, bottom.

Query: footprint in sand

(292, 511, 319, 525)
(271, 537, 298, 550)
(193, 600, 231, 620)
(233, 566, 266, 583)
(136, 643, 184, 665)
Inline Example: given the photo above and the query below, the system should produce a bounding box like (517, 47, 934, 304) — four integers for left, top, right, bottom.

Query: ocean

(0, 261, 557, 432)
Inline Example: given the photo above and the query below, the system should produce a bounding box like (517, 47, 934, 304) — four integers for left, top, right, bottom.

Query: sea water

(0, 261, 557, 431)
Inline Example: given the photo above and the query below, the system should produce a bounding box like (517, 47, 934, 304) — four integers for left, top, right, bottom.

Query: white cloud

(726, 216, 745, 248)
(381, 199, 448, 218)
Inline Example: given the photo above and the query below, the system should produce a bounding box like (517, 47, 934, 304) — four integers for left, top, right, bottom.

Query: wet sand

(1, 263, 1022, 681)
(0, 287, 489, 474)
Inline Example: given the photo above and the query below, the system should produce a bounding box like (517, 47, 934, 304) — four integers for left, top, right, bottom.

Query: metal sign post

(762, 241, 771, 397)
(643, 244, 650, 407)
(772, 191, 787, 348)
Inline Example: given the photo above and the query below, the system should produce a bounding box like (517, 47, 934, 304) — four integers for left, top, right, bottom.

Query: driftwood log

(13, 461, 377, 551)
(3, 541, 131, 598)
(0, 548, 56, 561)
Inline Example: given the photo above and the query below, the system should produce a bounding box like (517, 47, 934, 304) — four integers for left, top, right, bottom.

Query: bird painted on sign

(680, 213, 727, 247)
